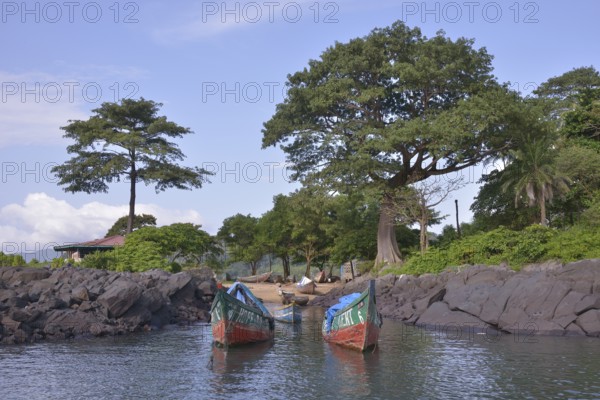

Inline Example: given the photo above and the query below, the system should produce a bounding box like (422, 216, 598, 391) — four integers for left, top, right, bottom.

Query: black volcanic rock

(0, 266, 215, 344)
(310, 259, 600, 338)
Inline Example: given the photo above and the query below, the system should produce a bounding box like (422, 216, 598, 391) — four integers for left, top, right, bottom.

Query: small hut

(53, 235, 124, 262)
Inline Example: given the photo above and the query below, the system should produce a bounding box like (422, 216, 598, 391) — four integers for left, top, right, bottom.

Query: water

(1, 306, 599, 400)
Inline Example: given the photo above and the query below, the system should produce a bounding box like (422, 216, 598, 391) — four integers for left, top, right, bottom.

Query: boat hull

(274, 303, 302, 324)
(293, 296, 309, 306)
(211, 289, 274, 347)
(237, 272, 272, 283)
(322, 280, 381, 351)
(296, 282, 316, 294)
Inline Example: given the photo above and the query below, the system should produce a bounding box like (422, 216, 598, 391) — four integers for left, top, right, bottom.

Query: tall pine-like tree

(52, 98, 211, 233)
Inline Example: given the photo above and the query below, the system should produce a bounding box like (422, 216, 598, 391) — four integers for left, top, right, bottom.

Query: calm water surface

(1, 305, 599, 400)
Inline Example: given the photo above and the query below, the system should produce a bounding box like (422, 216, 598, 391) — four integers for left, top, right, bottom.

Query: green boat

(211, 282, 274, 347)
(322, 280, 382, 351)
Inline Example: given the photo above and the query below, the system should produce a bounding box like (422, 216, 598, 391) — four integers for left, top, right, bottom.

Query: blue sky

(1, 0, 599, 258)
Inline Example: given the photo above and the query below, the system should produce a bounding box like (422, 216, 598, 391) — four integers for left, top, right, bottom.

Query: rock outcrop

(0, 266, 217, 344)
(310, 259, 600, 338)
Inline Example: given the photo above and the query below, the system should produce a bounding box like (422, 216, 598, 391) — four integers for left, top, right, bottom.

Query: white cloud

(0, 193, 204, 255)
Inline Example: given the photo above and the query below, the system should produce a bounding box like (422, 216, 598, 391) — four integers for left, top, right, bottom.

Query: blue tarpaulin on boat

(324, 292, 361, 333)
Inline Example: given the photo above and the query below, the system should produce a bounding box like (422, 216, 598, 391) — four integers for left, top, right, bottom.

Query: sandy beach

(230, 281, 344, 304)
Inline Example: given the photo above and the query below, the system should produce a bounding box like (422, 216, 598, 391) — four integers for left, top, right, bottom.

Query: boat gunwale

(211, 290, 269, 317)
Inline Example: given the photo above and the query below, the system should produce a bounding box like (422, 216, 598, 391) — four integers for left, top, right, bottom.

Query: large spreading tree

(262, 21, 528, 264)
(52, 98, 211, 234)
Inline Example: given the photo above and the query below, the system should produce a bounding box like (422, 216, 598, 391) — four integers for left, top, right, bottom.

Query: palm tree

(501, 135, 570, 226)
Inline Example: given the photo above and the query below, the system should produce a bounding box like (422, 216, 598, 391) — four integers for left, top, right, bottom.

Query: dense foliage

(394, 225, 600, 276)
(81, 223, 221, 272)
(0, 252, 26, 267)
(41, 23, 600, 278)
(262, 21, 531, 264)
(105, 214, 157, 237)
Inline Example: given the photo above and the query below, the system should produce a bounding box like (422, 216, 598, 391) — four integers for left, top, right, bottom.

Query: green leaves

(0, 252, 26, 267)
(52, 98, 212, 234)
(94, 223, 221, 272)
(105, 214, 157, 237)
(400, 225, 600, 275)
(54, 98, 206, 192)
(217, 214, 264, 274)
(262, 20, 527, 263)
(262, 21, 515, 191)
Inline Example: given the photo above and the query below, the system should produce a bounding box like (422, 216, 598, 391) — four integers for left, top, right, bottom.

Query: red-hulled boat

(322, 280, 382, 351)
(211, 282, 274, 347)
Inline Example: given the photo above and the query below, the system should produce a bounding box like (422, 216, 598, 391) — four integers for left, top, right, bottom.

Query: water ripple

(1, 316, 599, 400)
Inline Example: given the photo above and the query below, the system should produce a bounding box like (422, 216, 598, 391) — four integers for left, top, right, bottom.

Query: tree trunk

(419, 218, 428, 255)
(303, 243, 316, 278)
(304, 257, 312, 278)
(127, 161, 137, 234)
(375, 201, 403, 265)
(455, 199, 461, 239)
(419, 199, 428, 255)
(250, 261, 258, 275)
(282, 255, 290, 280)
(540, 188, 547, 226)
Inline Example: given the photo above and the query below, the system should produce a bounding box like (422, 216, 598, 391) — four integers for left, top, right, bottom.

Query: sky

(1, 0, 599, 260)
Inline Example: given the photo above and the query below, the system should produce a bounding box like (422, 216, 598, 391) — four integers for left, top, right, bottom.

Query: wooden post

(455, 199, 462, 239)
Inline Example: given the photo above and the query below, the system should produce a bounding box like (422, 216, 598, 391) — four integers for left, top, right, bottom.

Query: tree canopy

(52, 98, 211, 234)
(262, 21, 528, 264)
(217, 214, 264, 275)
(105, 214, 157, 237)
(256, 195, 295, 279)
(84, 223, 221, 272)
(473, 67, 600, 231)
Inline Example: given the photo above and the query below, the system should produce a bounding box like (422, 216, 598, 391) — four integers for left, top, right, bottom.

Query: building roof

(53, 235, 125, 251)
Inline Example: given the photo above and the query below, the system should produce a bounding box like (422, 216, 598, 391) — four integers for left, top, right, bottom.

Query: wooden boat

(211, 282, 274, 347)
(315, 270, 327, 283)
(278, 288, 309, 306)
(274, 302, 302, 324)
(278, 288, 295, 305)
(293, 295, 309, 306)
(296, 276, 316, 294)
(322, 280, 382, 352)
(237, 271, 272, 283)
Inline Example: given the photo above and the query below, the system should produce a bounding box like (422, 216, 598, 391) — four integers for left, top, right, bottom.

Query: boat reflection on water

(275, 321, 303, 341)
(325, 344, 380, 397)
(210, 341, 274, 374)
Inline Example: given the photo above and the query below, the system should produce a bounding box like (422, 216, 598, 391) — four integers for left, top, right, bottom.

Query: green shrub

(545, 226, 600, 262)
(0, 252, 27, 267)
(50, 257, 65, 269)
(401, 224, 599, 275)
(115, 241, 171, 272)
(81, 251, 118, 270)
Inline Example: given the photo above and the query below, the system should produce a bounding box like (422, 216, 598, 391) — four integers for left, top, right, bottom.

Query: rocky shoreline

(2, 259, 599, 345)
(310, 259, 600, 338)
(0, 266, 216, 344)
